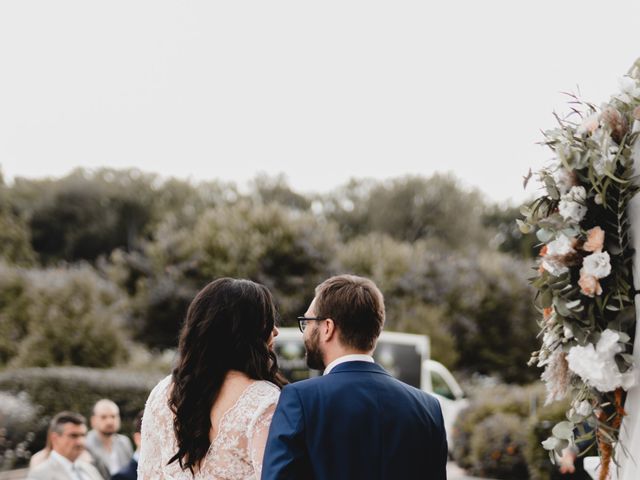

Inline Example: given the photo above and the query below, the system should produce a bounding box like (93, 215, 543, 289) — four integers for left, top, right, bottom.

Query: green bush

(0, 264, 31, 365)
(525, 399, 573, 480)
(469, 412, 529, 479)
(452, 382, 544, 471)
(0, 367, 165, 461)
(0, 263, 130, 368)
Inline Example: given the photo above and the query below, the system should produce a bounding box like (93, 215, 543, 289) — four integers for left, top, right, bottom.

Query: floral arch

(521, 60, 640, 480)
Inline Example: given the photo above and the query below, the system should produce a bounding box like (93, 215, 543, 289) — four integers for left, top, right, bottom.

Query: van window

(373, 343, 421, 389)
(275, 338, 320, 382)
(274, 335, 423, 389)
(430, 370, 455, 400)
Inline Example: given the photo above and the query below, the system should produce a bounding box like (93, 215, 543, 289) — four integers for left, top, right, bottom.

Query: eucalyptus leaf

(536, 229, 555, 243)
(541, 289, 553, 309)
(566, 299, 581, 310)
(517, 219, 533, 234)
(552, 421, 575, 440)
(620, 353, 634, 364)
(554, 298, 571, 317)
(541, 436, 560, 451)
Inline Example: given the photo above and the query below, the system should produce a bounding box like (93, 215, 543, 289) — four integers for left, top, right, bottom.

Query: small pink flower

(601, 106, 628, 143)
(578, 114, 599, 135)
(579, 271, 602, 297)
(583, 226, 605, 253)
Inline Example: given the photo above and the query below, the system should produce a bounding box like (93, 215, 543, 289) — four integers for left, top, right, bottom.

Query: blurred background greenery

(0, 166, 560, 477)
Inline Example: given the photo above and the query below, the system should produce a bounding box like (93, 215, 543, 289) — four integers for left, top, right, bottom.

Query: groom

(261, 274, 448, 480)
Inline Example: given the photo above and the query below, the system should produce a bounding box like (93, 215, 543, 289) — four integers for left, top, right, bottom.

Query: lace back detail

(138, 376, 280, 480)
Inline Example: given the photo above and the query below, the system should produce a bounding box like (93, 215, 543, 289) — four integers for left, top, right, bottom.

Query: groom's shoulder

(280, 373, 333, 396)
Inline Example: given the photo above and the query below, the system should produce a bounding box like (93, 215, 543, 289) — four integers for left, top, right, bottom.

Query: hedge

(0, 367, 165, 469)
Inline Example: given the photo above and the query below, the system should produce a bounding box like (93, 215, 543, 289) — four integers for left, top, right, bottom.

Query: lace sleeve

(247, 387, 279, 480)
(138, 376, 171, 480)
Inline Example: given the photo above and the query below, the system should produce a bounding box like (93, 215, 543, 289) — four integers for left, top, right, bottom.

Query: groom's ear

(322, 318, 336, 342)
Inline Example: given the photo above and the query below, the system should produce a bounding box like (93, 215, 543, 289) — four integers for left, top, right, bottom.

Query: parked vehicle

(274, 328, 468, 449)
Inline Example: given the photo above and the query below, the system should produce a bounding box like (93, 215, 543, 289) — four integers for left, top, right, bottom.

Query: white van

(274, 328, 468, 449)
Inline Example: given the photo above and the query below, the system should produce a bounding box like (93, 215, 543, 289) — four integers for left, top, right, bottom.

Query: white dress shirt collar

(323, 354, 374, 375)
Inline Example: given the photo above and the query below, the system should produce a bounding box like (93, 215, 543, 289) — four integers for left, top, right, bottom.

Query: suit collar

(323, 354, 374, 375)
(326, 360, 391, 376)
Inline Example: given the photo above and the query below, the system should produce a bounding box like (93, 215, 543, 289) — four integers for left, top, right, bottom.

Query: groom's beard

(304, 328, 325, 371)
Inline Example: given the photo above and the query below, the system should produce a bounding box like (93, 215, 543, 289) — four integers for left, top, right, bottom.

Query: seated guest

(86, 399, 133, 477)
(111, 410, 143, 480)
(30, 426, 104, 472)
(27, 411, 103, 480)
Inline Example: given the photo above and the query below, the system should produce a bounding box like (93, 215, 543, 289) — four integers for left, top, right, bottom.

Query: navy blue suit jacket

(261, 361, 448, 480)
(111, 458, 137, 480)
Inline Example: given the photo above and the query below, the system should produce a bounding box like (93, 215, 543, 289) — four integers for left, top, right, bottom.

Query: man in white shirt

(27, 411, 103, 480)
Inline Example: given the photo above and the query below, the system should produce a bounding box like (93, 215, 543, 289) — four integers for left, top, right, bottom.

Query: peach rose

(579, 271, 602, 297)
(583, 226, 605, 253)
(634, 105, 640, 121)
(539, 245, 548, 257)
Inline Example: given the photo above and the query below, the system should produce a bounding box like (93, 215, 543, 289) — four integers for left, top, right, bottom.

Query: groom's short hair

(314, 274, 385, 351)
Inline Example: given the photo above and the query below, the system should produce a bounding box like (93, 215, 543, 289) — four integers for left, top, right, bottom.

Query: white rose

(552, 168, 573, 195)
(542, 259, 568, 277)
(566, 329, 636, 392)
(582, 251, 611, 279)
(559, 186, 587, 223)
(546, 235, 575, 257)
(616, 76, 640, 103)
(574, 400, 592, 417)
(542, 235, 575, 276)
(568, 186, 587, 202)
(559, 200, 587, 223)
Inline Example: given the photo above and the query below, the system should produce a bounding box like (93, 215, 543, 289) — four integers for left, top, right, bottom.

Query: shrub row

(0, 367, 166, 470)
(452, 381, 575, 479)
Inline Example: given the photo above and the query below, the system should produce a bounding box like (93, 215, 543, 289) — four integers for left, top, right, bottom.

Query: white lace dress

(138, 375, 280, 480)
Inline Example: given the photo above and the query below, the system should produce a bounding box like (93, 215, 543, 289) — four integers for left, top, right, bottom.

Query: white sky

(1, 1, 640, 204)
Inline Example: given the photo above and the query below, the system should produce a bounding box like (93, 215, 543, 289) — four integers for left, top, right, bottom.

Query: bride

(138, 278, 286, 479)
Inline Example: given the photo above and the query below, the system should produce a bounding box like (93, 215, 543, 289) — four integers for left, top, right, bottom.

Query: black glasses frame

(296, 316, 327, 333)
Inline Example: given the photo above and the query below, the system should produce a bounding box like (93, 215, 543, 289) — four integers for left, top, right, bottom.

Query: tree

(482, 204, 537, 259)
(108, 201, 339, 349)
(321, 175, 491, 249)
(443, 252, 539, 382)
(0, 169, 35, 266)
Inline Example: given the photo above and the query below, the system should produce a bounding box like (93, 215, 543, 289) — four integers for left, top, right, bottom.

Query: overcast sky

(1, 1, 640, 204)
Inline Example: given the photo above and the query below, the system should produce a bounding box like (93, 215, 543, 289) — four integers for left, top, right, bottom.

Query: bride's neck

(225, 369, 250, 380)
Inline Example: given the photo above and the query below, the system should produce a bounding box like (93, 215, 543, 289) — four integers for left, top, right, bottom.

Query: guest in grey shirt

(85, 399, 133, 478)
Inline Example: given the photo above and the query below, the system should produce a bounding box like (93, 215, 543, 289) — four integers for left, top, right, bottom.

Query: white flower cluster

(566, 329, 635, 392)
(541, 235, 575, 276)
(615, 76, 640, 104)
(529, 64, 640, 466)
(558, 186, 587, 224)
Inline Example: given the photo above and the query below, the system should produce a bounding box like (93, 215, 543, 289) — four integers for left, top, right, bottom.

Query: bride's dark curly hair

(167, 277, 286, 473)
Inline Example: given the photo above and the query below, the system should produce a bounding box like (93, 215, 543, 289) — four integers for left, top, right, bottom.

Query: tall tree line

(0, 167, 538, 382)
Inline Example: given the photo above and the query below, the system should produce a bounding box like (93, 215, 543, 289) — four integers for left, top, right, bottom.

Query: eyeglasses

(296, 316, 327, 333)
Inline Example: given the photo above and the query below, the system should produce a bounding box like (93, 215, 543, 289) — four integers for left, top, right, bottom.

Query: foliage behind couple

(0, 169, 538, 383)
